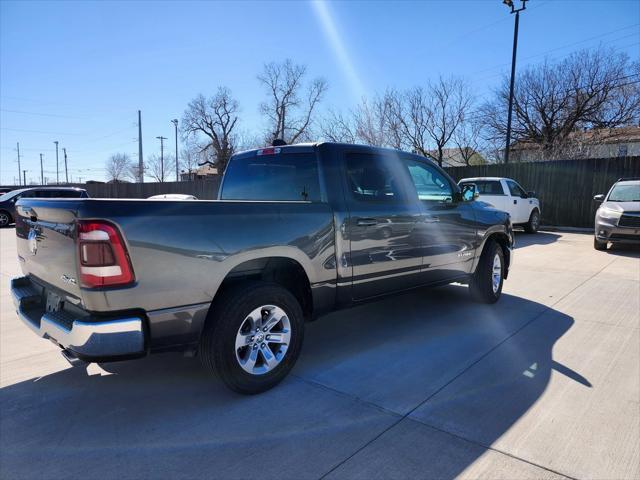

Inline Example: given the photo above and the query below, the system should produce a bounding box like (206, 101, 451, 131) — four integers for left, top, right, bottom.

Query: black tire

(199, 281, 304, 394)
(0, 210, 12, 228)
(469, 239, 504, 304)
(594, 237, 607, 251)
(524, 209, 540, 233)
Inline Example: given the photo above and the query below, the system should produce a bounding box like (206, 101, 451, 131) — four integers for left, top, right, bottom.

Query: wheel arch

(473, 229, 512, 279)
(212, 255, 314, 322)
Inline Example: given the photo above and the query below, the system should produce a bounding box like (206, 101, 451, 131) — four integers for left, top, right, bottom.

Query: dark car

(593, 178, 640, 250)
(11, 142, 513, 394)
(0, 187, 88, 227)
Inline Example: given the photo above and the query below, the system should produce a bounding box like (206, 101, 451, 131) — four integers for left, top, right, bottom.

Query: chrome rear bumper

(11, 276, 145, 359)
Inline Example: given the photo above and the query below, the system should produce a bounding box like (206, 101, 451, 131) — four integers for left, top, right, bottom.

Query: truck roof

(459, 177, 511, 182)
(233, 141, 439, 165)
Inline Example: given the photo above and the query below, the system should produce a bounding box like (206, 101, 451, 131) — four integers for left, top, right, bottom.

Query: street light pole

(171, 119, 179, 182)
(503, 0, 527, 164)
(54, 141, 59, 183)
(156, 136, 167, 182)
(40, 154, 44, 184)
(63, 148, 69, 183)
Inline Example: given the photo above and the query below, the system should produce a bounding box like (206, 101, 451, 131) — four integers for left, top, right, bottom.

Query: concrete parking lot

(1, 228, 638, 480)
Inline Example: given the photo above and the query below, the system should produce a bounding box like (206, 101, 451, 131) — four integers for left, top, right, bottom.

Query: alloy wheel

(235, 305, 291, 375)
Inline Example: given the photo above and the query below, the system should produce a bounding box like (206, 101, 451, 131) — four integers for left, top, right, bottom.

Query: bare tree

(182, 87, 239, 174)
(147, 153, 173, 183)
(386, 78, 472, 166)
(453, 116, 485, 165)
(258, 59, 328, 144)
(481, 47, 640, 160)
(321, 109, 357, 144)
(105, 153, 132, 182)
(179, 146, 199, 180)
(354, 91, 404, 149)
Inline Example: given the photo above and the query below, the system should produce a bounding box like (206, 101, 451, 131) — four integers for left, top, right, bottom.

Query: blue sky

(1, 0, 638, 184)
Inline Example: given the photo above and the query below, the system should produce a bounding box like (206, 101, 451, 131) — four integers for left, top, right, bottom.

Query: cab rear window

(221, 152, 321, 201)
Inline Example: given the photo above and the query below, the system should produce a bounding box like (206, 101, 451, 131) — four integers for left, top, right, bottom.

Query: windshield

(221, 152, 321, 201)
(608, 183, 640, 202)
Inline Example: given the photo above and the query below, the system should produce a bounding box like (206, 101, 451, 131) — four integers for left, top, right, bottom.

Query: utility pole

(16, 143, 22, 186)
(171, 119, 179, 181)
(63, 148, 69, 183)
(54, 141, 59, 183)
(503, 0, 527, 164)
(138, 110, 144, 183)
(23, 170, 27, 186)
(156, 136, 167, 182)
(40, 154, 44, 185)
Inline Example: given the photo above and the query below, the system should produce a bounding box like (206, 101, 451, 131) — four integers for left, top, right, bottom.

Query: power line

(0, 127, 85, 136)
(0, 109, 86, 119)
(470, 24, 640, 77)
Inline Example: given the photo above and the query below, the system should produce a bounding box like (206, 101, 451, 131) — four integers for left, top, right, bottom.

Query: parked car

(147, 194, 198, 200)
(593, 178, 640, 250)
(11, 143, 513, 394)
(0, 187, 88, 227)
(458, 177, 541, 233)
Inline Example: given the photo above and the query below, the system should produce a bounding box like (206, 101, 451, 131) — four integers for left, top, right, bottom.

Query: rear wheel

(469, 239, 504, 304)
(594, 237, 607, 251)
(199, 281, 304, 394)
(0, 211, 12, 228)
(524, 209, 540, 233)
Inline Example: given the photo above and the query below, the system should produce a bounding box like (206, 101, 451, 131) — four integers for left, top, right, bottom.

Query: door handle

(357, 218, 378, 227)
(513, 199, 518, 205)
(424, 215, 440, 223)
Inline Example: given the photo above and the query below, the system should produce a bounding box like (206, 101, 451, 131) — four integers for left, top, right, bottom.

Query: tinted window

(405, 159, 453, 203)
(221, 152, 321, 201)
(473, 180, 504, 195)
(345, 152, 404, 203)
(56, 190, 85, 198)
(507, 180, 526, 197)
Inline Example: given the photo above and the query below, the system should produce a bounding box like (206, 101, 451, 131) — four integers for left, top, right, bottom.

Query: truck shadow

(0, 287, 580, 479)
(606, 243, 640, 258)
(514, 231, 561, 248)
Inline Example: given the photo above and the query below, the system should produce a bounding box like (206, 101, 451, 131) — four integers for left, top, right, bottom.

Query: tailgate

(15, 199, 82, 298)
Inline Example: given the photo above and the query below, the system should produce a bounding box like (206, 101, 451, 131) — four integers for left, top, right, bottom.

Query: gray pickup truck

(11, 142, 513, 394)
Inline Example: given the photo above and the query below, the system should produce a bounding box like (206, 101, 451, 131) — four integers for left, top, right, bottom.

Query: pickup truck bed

(12, 142, 513, 394)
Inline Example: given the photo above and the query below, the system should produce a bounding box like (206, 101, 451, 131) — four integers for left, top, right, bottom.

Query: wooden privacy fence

(56, 178, 222, 200)
(445, 157, 640, 228)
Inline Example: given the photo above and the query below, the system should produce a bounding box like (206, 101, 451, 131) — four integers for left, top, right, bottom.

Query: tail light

(77, 220, 135, 288)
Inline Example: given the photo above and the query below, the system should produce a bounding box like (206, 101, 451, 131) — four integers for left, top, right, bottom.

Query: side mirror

(460, 183, 478, 202)
(527, 191, 536, 198)
(593, 194, 605, 203)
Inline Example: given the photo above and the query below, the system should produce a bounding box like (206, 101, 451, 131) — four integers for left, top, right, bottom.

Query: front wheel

(594, 237, 607, 251)
(524, 209, 540, 233)
(0, 211, 12, 228)
(469, 240, 504, 304)
(199, 281, 304, 394)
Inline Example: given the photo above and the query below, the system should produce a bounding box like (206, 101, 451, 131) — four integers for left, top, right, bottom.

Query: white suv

(459, 177, 541, 233)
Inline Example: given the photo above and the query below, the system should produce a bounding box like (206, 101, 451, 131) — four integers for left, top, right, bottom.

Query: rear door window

(474, 181, 504, 195)
(345, 152, 406, 203)
(221, 151, 321, 201)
